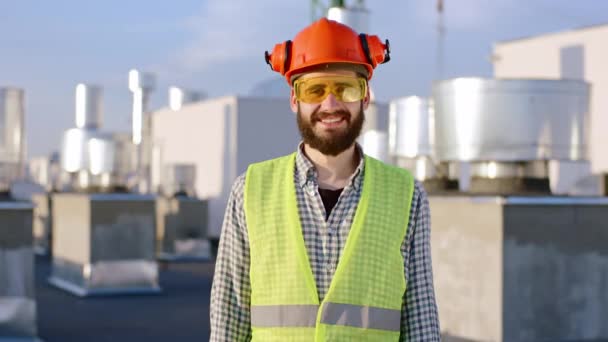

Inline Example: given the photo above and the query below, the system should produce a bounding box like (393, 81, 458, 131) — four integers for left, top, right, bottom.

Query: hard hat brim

(286, 61, 373, 85)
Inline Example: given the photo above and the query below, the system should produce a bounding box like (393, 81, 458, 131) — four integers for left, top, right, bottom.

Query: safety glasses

(293, 75, 367, 104)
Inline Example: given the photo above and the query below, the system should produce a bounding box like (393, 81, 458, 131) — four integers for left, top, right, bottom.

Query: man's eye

(334, 86, 346, 94)
(306, 85, 326, 96)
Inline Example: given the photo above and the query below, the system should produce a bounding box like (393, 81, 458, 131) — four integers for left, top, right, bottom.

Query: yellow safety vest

(244, 153, 414, 341)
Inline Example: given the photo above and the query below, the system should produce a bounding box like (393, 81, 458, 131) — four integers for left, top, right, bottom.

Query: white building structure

(151, 96, 301, 239)
(493, 24, 608, 177)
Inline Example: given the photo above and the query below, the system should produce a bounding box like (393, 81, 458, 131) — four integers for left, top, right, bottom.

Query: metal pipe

(128, 69, 156, 193)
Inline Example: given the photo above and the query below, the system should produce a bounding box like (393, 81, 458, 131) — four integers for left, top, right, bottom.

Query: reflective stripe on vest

(251, 305, 318, 327)
(251, 303, 400, 331)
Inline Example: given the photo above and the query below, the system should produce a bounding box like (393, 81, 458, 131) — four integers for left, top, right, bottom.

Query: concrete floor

(35, 255, 214, 342)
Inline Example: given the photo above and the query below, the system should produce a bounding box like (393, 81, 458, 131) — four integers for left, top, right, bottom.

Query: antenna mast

(436, 0, 445, 80)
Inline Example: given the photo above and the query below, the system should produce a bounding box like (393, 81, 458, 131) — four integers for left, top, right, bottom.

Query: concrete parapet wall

(430, 195, 608, 341)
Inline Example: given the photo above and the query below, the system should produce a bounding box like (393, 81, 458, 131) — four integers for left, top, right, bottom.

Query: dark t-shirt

(318, 187, 344, 220)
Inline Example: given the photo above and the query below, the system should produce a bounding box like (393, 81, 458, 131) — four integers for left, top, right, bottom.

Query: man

(210, 18, 440, 341)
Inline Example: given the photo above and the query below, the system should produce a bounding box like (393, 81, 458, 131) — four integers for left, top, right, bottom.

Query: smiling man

(210, 18, 440, 341)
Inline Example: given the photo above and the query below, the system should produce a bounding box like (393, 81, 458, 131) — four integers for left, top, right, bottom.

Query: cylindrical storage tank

(60, 128, 116, 191)
(87, 133, 115, 176)
(432, 78, 590, 194)
(128, 69, 156, 92)
(432, 78, 590, 162)
(388, 96, 454, 190)
(389, 96, 433, 159)
(60, 128, 90, 173)
(327, 6, 369, 32)
(129, 69, 155, 146)
(0, 88, 25, 192)
(111, 132, 136, 190)
(360, 130, 388, 163)
(75, 84, 102, 129)
(168, 87, 205, 111)
(361, 102, 388, 134)
(164, 164, 196, 197)
(129, 69, 156, 194)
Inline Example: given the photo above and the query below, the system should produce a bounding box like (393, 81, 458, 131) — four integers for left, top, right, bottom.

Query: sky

(2, 0, 608, 157)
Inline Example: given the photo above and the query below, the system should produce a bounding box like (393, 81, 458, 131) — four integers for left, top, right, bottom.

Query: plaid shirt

(210, 145, 441, 341)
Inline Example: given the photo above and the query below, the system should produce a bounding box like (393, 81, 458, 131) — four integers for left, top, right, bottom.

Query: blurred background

(1, 0, 608, 341)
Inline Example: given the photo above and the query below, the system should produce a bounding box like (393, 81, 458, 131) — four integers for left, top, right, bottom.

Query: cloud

(404, 0, 515, 31)
(147, 0, 605, 100)
(166, 0, 308, 74)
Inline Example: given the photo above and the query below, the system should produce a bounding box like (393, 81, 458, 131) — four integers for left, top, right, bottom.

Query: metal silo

(326, 0, 369, 33)
(50, 82, 159, 297)
(432, 77, 590, 194)
(0, 88, 25, 192)
(0, 88, 38, 340)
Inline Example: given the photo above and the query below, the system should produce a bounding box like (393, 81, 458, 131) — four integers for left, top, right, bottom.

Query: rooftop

(35, 255, 213, 341)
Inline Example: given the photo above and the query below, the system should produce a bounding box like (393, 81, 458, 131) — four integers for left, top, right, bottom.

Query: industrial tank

(432, 78, 590, 194)
(61, 128, 115, 188)
(168, 87, 205, 111)
(60, 84, 135, 192)
(388, 96, 455, 191)
(359, 130, 388, 163)
(0, 88, 38, 340)
(51, 81, 158, 296)
(327, 4, 369, 33)
(0, 88, 25, 193)
(75, 84, 102, 129)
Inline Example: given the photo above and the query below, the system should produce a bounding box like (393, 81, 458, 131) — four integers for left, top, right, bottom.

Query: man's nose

(319, 92, 342, 112)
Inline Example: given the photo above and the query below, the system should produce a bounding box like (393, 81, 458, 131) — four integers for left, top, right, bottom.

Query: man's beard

(296, 103, 365, 156)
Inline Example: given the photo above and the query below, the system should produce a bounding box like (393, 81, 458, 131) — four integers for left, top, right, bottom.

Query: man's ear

(363, 84, 371, 110)
(290, 88, 298, 113)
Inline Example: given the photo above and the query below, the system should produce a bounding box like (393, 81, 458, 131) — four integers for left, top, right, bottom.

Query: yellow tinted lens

(294, 76, 366, 104)
(336, 79, 365, 102)
(300, 82, 329, 103)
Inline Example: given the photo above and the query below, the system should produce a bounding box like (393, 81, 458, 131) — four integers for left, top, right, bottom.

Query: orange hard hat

(265, 18, 390, 83)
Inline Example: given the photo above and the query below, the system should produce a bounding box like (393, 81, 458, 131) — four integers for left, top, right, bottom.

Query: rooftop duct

(432, 78, 590, 194)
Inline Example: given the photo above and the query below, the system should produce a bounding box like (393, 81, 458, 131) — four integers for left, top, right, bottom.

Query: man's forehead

(298, 70, 359, 80)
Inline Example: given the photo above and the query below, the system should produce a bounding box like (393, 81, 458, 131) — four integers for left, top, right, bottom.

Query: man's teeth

(321, 117, 342, 123)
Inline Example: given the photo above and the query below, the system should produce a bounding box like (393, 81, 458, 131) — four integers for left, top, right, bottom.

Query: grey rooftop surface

(35, 255, 213, 342)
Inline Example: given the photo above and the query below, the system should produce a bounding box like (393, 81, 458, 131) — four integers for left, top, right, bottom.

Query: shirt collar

(295, 142, 365, 191)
